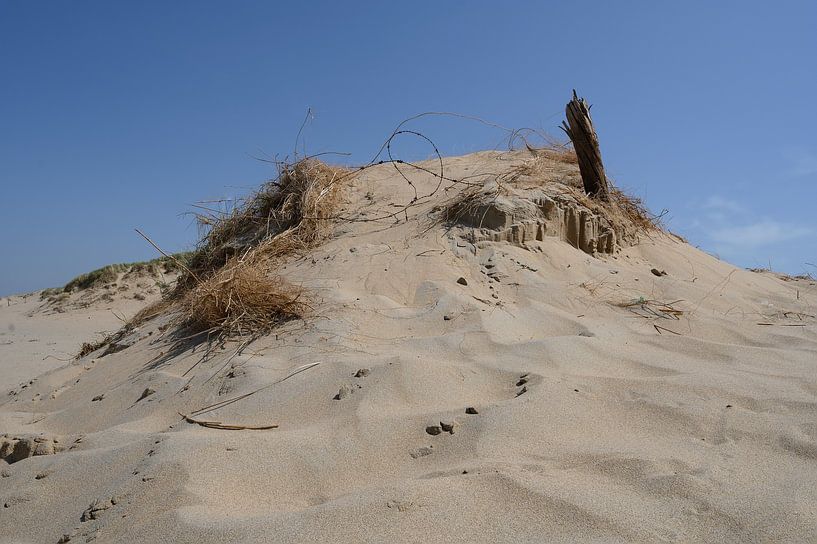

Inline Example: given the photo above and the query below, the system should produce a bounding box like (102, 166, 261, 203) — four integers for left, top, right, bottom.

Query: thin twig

(134, 228, 201, 285)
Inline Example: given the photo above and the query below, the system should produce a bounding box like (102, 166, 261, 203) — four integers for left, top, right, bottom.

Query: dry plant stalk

(614, 298, 684, 320)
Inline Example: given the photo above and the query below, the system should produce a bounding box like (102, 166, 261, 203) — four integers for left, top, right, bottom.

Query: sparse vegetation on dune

(526, 144, 662, 231)
(444, 144, 662, 246)
(57, 253, 194, 295)
(180, 256, 305, 336)
(184, 159, 350, 282)
(170, 158, 351, 336)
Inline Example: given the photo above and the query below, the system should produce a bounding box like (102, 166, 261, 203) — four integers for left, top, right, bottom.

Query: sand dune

(1, 150, 816, 543)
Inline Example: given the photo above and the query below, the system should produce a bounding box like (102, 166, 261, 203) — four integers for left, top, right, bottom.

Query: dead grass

(76, 338, 108, 359)
(443, 147, 661, 244)
(528, 144, 579, 165)
(441, 186, 493, 224)
(179, 256, 305, 336)
(520, 149, 661, 231)
(608, 186, 661, 231)
(170, 158, 350, 337)
(185, 159, 350, 283)
(129, 298, 174, 328)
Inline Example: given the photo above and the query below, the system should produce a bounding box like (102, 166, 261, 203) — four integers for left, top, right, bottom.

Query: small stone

(91, 394, 104, 402)
(425, 425, 442, 436)
(353, 368, 370, 378)
(333, 385, 353, 401)
(137, 388, 156, 402)
(465, 407, 478, 415)
(516, 378, 528, 387)
(516, 386, 528, 397)
(456, 277, 468, 286)
(651, 268, 667, 277)
(35, 471, 48, 480)
(440, 420, 457, 434)
(1, 469, 10, 478)
(443, 315, 452, 321)
(57, 534, 71, 543)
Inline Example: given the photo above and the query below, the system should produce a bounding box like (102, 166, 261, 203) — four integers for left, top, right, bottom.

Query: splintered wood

(561, 90, 610, 201)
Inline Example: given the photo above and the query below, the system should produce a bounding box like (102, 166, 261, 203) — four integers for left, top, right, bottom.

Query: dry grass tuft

(76, 339, 108, 359)
(518, 148, 662, 232)
(441, 187, 493, 224)
(608, 186, 662, 231)
(528, 144, 579, 165)
(185, 159, 350, 282)
(179, 257, 305, 336)
(164, 158, 350, 338)
(129, 298, 174, 328)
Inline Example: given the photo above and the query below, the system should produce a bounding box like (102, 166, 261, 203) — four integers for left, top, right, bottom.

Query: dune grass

(60, 253, 194, 293)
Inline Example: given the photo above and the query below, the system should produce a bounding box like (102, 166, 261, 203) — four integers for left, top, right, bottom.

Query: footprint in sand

(333, 383, 361, 400)
(409, 446, 434, 458)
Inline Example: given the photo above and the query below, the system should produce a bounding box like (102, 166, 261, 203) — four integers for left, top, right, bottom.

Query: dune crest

(1, 149, 816, 543)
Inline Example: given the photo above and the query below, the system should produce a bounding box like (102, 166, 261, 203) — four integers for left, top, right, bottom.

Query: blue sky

(2, 1, 816, 295)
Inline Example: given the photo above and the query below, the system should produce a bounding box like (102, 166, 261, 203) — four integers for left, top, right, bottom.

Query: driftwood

(179, 412, 278, 430)
(561, 90, 610, 201)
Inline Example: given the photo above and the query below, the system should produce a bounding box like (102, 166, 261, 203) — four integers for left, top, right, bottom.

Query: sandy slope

(0, 273, 168, 391)
(1, 151, 816, 543)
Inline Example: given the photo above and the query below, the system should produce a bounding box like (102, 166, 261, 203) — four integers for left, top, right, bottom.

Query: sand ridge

(1, 150, 816, 543)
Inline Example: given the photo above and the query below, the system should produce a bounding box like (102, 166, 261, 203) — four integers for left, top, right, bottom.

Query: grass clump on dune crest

(60, 254, 194, 294)
(184, 158, 350, 283)
(518, 145, 662, 232)
(172, 158, 351, 336)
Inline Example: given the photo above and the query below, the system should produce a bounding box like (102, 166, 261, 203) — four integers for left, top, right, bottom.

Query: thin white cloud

(702, 195, 744, 214)
(783, 149, 817, 177)
(711, 220, 813, 249)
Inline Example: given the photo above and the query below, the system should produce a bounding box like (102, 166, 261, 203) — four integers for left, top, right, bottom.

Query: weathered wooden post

(561, 90, 610, 201)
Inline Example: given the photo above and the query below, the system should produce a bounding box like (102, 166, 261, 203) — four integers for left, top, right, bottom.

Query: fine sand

(1, 150, 816, 543)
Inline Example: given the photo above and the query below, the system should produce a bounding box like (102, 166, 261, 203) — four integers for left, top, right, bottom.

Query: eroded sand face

(1, 151, 816, 543)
